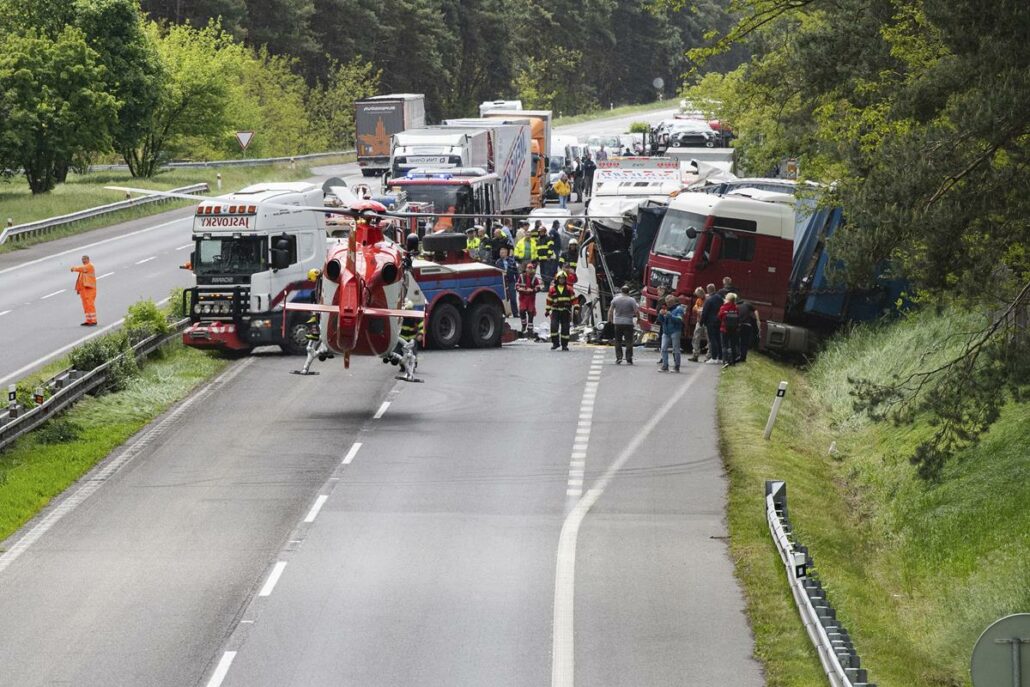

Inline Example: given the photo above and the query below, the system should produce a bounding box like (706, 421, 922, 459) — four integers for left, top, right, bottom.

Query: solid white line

(0, 358, 253, 576)
(135, 256, 156, 265)
(342, 442, 362, 464)
(96, 271, 115, 280)
(0, 216, 192, 275)
(551, 367, 704, 687)
(0, 295, 171, 388)
(206, 651, 237, 687)
(41, 289, 65, 300)
(303, 494, 329, 523)
(373, 401, 390, 419)
(176, 243, 193, 250)
(258, 561, 287, 597)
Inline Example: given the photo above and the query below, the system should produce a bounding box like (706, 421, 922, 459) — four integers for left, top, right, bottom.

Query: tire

(421, 232, 468, 254)
(461, 302, 503, 348)
(428, 302, 462, 349)
(280, 317, 309, 355)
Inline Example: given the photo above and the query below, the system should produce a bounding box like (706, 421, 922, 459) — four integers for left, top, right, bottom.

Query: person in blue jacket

(656, 294, 686, 372)
(495, 245, 520, 317)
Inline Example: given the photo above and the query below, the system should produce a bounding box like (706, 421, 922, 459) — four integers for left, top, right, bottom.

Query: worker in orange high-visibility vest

(70, 255, 97, 326)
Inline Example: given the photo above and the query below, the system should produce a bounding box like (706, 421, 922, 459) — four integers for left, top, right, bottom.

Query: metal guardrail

(0, 184, 209, 246)
(0, 319, 189, 452)
(765, 480, 877, 687)
(88, 149, 355, 173)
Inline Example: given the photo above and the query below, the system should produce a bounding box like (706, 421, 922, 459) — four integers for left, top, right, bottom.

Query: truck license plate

(649, 268, 679, 291)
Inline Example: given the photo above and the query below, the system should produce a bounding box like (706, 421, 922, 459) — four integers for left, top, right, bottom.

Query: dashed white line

(97, 272, 115, 280)
(0, 310, 10, 317)
(176, 243, 193, 250)
(303, 494, 329, 523)
(41, 289, 65, 300)
(342, 442, 363, 464)
(135, 256, 156, 265)
(205, 651, 237, 687)
(552, 366, 704, 687)
(373, 401, 390, 419)
(258, 561, 287, 597)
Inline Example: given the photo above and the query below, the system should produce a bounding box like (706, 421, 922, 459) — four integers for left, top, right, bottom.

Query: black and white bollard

(216, 173, 222, 191)
(763, 381, 788, 440)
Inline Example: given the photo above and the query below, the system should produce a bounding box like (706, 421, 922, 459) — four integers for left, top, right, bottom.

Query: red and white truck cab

(638, 191, 795, 333)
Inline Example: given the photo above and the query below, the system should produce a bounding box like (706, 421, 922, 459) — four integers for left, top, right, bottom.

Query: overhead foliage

(679, 0, 1030, 478)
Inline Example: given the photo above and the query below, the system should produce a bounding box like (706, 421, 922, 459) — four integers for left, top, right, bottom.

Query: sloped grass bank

(719, 309, 1029, 686)
(0, 344, 225, 543)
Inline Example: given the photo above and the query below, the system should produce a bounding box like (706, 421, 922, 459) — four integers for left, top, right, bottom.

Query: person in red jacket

(515, 262, 544, 335)
(717, 292, 740, 368)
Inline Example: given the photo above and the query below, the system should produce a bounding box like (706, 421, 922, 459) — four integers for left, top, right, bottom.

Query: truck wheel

(462, 303, 503, 348)
(360, 168, 378, 177)
(428, 302, 462, 349)
(280, 317, 309, 355)
(421, 232, 468, 254)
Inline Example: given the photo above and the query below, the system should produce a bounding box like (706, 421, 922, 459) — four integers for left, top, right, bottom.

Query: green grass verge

(718, 308, 1030, 686)
(0, 343, 226, 543)
(0, 154, 355, 254)
(552, 100, 674, 127)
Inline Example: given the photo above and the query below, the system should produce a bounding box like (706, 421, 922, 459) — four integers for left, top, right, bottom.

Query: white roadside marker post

(763, 381, 788, 440)
(216, 173, 222, 191)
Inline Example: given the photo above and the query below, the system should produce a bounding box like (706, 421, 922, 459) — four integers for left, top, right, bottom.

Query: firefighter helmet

(307, 268, 322, 281)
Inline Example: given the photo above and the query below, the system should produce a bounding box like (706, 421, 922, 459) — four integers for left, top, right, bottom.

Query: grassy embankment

(552, 99, 674, 127)
(0, 154, 355, 253)
(0, 300, 227, 545)
(719, 308, 1029, 687)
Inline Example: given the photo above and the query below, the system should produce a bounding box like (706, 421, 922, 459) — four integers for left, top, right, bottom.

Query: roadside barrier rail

(89, 149, 355, 173)
(0, 184, 209, 246)
(765, 480, 877, 687)
(0, 319, 189, 452)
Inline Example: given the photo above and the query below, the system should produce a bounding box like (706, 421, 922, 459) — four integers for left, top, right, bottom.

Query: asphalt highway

(0, 337, 762, 686)
(0, 107, 674, 386)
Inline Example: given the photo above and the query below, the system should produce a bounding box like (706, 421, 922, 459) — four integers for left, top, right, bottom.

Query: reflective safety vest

(305, 314, 321, 341)
(514, 237, 537, 261)
(72, 263, 96, 292)
(563, 248, 578, 270)
(535, 236, 555, 261)
(467, 236, 482, 251)
(546, 283, 573, 312)
(400, 316, 424, 341)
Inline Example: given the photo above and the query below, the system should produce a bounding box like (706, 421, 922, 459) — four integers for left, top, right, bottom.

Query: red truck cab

(638, 191, 795, 333)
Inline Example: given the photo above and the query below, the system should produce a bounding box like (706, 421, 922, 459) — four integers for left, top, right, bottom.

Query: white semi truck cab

(183, 183, 328, 354)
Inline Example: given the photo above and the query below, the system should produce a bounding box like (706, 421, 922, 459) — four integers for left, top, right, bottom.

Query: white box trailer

(479, 100, 523, 116)
(442, 119, 532, 212)
(354, 94, 426, 176)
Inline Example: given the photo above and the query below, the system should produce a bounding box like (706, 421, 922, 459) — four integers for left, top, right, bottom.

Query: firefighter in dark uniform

(546, 271, 577, 350)
(296, 268, 328, 375)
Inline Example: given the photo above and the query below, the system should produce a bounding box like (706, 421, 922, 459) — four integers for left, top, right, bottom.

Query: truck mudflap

(183, 322, 250, 351)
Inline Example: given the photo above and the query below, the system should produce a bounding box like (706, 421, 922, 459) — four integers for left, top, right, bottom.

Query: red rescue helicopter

(106, 186, 425, 381)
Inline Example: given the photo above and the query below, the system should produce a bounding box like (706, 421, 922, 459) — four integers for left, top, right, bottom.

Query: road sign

(652, 77, 665, 90)
(234, 131, 255, 151)
(972, 613, 1030, 687)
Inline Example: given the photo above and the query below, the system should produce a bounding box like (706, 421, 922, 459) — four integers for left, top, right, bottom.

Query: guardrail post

(764, 381, 788, 440)
(33, 387, 44, 405)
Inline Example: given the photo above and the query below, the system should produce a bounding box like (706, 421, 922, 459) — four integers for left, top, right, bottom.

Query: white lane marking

(0, 295, 170, 388)
(303, 494, 329, 523)
(41, 289, 66, 300)
(0, 310, 10, 317)
(258, 561, 287, 597)
(551, 367, 704, 687)
(206, 651, 237, 687)
(373, 401, 390, 419)
(97, 272, 115, 280)
(342, 442, 362, 464)
(176, 243, 193, 250)
(0, 358, 253, 576)
(0, 216, 191, 275)
(135, 256, 156, 265)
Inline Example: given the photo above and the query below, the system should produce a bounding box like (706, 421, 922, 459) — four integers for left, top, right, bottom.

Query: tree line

(679, 0, 1029, 478)
(0, 0, 741, 193)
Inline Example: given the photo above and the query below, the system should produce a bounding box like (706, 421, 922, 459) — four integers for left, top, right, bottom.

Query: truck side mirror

(271, 248, 290, 270)
(686, 227, 697, 240)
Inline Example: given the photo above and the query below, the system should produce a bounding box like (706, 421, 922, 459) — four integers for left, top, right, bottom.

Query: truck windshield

(195, 236, 267, 276)
(393, 185, 473, 215)
(653, 209, 707, 259)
